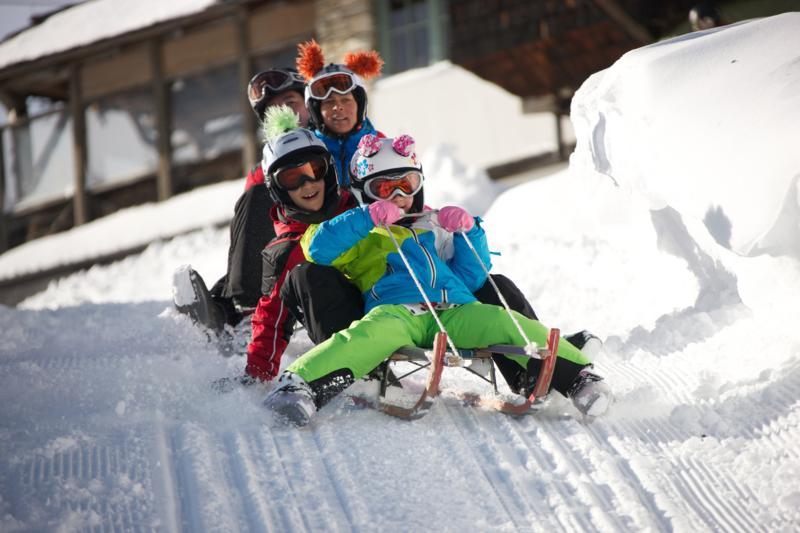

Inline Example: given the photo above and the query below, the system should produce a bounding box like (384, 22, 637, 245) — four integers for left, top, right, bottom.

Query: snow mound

(571, 12, 800, 258)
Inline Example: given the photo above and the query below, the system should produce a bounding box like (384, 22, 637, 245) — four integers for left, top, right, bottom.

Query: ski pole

(352, 194, 461, 361)
(399, 209, 439, 220)
(382, 224, 463, 361)
(458, 230, 540, 357)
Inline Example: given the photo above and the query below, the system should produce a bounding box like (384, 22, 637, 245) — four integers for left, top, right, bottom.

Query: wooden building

(0, 0, 786, 253)
(0, 0, 316, 252)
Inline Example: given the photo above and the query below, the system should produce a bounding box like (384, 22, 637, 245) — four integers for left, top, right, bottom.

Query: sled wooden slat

(391, 343, 544, 363)
(375, 328, 561, 419)
(377, 331, 446, 420)
(485, 328, 559, 415)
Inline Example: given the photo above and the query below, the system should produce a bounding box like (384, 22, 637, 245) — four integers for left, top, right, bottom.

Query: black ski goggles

(273, 156, 328, 191)
(248, 69, 305, 109)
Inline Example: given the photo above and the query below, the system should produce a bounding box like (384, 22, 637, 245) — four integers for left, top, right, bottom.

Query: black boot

(173, 266, 227, 334)
(564, 330, 602, 359)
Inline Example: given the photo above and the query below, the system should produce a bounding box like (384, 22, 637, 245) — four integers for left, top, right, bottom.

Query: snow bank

(0, 178, 242, 282)
(571, 13, 800, 257)
(421, 144, 499, 216)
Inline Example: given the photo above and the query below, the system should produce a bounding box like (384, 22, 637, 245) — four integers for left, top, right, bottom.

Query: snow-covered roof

(0, 0, 220, 72)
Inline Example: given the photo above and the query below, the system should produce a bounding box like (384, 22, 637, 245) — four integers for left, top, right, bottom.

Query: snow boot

(172, 265, 226, 334)
(567, 369, 612, 417)
(264, 372, 317, 427)
(565, 330, 603, 360)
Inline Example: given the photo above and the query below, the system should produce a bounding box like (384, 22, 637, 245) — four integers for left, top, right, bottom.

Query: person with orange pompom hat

(296, 40, 386, 187)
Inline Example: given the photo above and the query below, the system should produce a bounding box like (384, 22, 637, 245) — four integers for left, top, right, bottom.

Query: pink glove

(437, 206, 474, 232)
(368, 200, 404, 226)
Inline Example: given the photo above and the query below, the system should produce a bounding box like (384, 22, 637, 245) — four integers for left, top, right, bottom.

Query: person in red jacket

(173, 68, 311, 351)
(244, 106, 361, 382)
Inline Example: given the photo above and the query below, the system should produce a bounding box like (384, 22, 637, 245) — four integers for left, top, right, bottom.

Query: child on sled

(263, 134, 612, 426)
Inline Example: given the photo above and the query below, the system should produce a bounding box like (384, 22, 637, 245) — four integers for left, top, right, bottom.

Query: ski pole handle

(399, 209, 438, 220)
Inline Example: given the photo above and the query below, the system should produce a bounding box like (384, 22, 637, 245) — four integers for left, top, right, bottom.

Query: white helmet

(349, 134, 424, 209)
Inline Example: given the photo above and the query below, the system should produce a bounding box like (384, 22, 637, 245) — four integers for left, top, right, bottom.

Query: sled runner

(358, 328, 559, 420)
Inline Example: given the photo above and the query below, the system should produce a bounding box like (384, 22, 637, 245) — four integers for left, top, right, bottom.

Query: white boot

(568, 370, 612, 417)
(264, 372, 317, 426)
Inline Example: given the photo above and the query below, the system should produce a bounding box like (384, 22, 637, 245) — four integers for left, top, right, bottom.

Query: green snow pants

(286, 302, 591, 403)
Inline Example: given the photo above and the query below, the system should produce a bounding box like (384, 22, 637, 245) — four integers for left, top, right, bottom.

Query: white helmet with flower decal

(348, 134, 425, 209)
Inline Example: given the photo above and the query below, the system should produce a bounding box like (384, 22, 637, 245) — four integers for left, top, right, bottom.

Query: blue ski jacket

(315, 118, 380, 187)
(300, 206, 491, 313)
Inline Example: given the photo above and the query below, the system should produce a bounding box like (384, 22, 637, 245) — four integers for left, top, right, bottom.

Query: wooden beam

(68, 65, 88, 226)
(591, 0, 654, 44)
(554, 112, 567, 161)
(235, 7, 257, 176)
(150, 39, 173, 201)
(0, 128, 8, 252)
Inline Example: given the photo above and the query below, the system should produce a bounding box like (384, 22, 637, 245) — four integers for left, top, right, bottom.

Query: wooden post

(69, 66, 89, 226)
(150, 39, 173, 201)
(0, 127, 8, 252)
(235, 7, 257, 176)
(555, 112, 566, 161)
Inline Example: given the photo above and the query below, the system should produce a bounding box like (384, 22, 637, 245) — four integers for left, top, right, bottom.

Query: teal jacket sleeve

(302, 206, 375, 266)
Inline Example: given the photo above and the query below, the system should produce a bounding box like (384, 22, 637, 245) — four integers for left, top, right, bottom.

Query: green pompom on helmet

(262, 105, 300, 143)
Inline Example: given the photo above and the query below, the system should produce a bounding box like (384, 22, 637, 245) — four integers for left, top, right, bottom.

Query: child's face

(285, 163, 326, 212)
(320, 92, 357, 134)
(389, 193, 414, 212)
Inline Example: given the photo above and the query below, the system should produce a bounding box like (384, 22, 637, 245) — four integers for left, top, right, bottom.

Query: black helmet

(247, 68, 306, 120)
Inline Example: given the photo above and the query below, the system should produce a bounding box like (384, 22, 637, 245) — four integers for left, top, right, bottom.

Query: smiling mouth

(302, 190, 320, 200)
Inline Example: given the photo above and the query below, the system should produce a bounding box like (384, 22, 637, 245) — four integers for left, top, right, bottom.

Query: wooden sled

(361, 328, 559, 420)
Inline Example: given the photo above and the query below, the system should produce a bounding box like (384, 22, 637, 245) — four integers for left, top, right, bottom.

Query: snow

(570, 13, 800, 256)
(0, 0, 220, 71)
(2, 13, 800, 531)
(0, 178, 242, 282)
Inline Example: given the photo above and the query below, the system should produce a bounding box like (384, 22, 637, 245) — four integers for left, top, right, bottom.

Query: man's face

(319, 92, 358, 135)
(267, 90, 309, 127)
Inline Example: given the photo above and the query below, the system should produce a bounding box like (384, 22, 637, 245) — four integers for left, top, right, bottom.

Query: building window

(2, 110, 75, 212)
(377, 0, 448, 74)
(85, 87, 159, 190)
(170, 62, 242, 165)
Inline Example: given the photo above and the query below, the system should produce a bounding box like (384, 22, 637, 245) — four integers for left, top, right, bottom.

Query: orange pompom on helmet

(296, 40, 383, 135)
